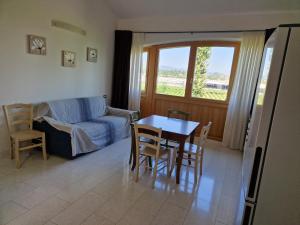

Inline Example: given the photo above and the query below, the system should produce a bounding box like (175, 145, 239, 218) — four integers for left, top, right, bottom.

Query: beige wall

(117, 11, 300, 31)
(0, 0, 116, 153)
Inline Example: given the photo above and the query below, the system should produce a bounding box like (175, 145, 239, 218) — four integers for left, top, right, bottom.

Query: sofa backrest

(46, 96, 107, 123)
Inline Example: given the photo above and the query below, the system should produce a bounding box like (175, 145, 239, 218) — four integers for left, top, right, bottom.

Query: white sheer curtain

(128, 33, 144, 111)
(223, 32, 265, 150)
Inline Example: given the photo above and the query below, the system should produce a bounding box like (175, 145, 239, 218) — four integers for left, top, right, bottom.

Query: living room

(0, 0, 299, 225)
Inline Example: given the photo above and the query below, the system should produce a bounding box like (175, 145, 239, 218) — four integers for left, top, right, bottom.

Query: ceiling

(103, 0, 300, 19)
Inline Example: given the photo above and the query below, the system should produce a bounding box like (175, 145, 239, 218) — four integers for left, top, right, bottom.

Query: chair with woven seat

(162, 109, 190, 149)
(167, 109, 189, 120)
(171, 122, 212, 182)
(129, 111, 140, 165)
(3, 103, 47, 168)
(134, 124, 171, 188)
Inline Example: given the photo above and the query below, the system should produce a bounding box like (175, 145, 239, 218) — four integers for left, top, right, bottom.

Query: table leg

(190, 130, 196, 144)
(176, 139, 185, 184)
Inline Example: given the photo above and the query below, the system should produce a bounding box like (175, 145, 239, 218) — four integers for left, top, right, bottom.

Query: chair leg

(10, 138, 14, 160)
(135, 155, 140, 182)
(188, 153, 192, 165)
(129, 148, 132, 165)
(170, 149, 177, 176)
(194, 155, 199, 183)
(148, 156, 152, 168)
(200, 150, 204, 176)
(167, 150, 171, 177)
(152, 157, 159, 189)
(15, 140, 21, 169)
(42, 134, 47, 160)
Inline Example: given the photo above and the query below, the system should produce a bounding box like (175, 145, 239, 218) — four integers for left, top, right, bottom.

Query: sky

(158, 46, 235, 76)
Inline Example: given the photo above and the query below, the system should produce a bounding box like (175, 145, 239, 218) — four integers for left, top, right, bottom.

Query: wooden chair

(134, 124, 171, 188)
(3, 103, 47, 168)
(129, 111, 140, 165)
(171, 122, 212, 182)
(167, 109, 190, 120)
(163, 109, 190, 148)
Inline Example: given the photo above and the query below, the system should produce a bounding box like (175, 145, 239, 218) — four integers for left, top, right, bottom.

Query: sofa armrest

(107, 107, 138, 122)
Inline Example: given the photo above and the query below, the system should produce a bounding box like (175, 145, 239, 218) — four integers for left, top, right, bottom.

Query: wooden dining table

(131, 115, 200, 184)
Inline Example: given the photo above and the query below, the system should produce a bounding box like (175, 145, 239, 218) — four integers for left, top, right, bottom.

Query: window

(149, 41, 239, 102)
(141, 51, 149, 93)
(257, 47, 273, 105)
(155, 47, 190, 97)
(191, 46, 235, 101)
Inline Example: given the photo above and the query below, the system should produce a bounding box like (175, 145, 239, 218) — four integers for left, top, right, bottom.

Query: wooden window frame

(151, 41, 240, 104)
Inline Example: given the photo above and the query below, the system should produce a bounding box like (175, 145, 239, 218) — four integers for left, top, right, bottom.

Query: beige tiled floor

(0, 138, 243, 225)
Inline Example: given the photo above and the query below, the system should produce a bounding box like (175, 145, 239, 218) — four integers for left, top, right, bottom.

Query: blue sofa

(34, 96, 135, 158)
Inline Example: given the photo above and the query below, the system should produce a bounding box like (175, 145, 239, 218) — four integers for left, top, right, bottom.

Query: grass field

(156, 85, 227, 100)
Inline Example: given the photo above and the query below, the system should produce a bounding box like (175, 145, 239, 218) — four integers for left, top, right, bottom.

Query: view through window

(156, 47, 190, 97)
(153, 44, 237, 101)
(257, 47, 273, 105)
(192, 47, 235, 101)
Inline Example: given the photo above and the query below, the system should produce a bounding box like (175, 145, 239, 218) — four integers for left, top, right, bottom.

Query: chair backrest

(134, 124, 162, 156)
(198, 122, 212, 148)
(130, 111, 140, 122)
(3, 103, 33, 133)
(167, 109, 189, 120)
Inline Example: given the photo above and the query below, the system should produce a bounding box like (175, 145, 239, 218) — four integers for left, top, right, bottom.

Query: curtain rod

(133, 29, 265, 34)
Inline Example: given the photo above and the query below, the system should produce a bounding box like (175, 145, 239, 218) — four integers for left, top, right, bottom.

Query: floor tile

(6, 196, 68, 225)
(81, 214, 115, 225)
(117, 207, 154, 225)
(130, 188, 168, 216)
(215, 195, 240, 225)
(0, 201, 28, 224)
(151, 202, 187, 225)
(52, 192, 108, 225)
(44, 222, 57, 225)
(0, 182, 35, 206)
(14, 186, 59, 209)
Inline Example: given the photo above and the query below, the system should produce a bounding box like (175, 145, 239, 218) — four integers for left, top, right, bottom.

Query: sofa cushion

(75, 121, 110, 142)
(47, 96, 107, 123)
(74, 115, 129, 148)
(94, 115, 128, 130)
(91, 115, 129, 143)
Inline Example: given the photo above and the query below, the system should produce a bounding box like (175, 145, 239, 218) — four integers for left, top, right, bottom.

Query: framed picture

(62, 50, 76, 67)
(28, 35, 46, 55)
(87, 47, 97, 62)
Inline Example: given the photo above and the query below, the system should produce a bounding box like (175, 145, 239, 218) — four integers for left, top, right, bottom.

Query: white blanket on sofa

(35, 97, 133, 156)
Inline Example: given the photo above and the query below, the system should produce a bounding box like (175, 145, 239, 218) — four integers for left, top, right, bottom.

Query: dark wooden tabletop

(136, 115, 199, 136)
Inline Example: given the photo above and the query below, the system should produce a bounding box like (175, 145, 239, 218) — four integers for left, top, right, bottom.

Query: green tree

(192, 47, 211, 97)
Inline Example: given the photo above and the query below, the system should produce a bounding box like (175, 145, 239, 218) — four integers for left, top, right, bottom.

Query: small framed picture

(62, 50, 76, 67)
(87, 47, 97, 62)
(28, 35, 46, 55)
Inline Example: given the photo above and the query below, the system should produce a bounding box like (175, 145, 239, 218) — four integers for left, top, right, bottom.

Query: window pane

(156, 47, 190, 97)
(141, 52, 148, 92)
(257, 47, 273, 105)
(192, 47, 235, 101)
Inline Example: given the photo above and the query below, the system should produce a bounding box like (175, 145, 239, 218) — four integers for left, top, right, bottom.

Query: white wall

(118, 11, 300, 31)
(0, 0, 116, 153)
